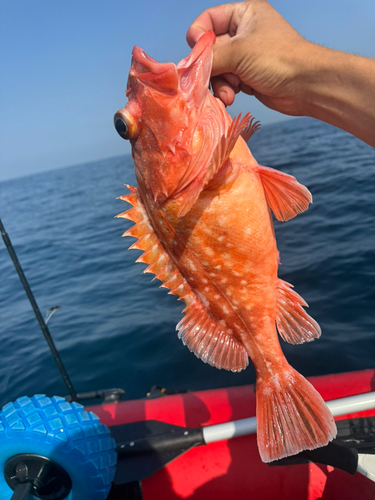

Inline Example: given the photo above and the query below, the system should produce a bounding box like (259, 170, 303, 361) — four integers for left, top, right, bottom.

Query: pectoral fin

(256, 165, 312, 221)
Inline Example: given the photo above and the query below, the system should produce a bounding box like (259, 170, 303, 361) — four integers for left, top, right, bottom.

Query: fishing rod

(0, 217, 78, 401)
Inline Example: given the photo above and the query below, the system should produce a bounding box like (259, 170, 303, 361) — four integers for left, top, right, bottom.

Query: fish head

(114, 32, 226, 206)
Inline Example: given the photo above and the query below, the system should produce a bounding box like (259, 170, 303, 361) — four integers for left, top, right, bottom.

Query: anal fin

(276, 279, 321, 344)
(117, 186, 248, 372)
(256, 165, 312, 221)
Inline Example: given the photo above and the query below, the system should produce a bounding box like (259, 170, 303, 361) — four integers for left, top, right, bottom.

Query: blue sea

(0, 117, 374, 410)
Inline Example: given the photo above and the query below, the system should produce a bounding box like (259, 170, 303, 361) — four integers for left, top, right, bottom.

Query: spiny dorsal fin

(276, 279, 321, 344)
(256, 165, 312, 221)
(241, 117, 261, 143)
(117, 185, 248, 372)
(177, 113, 252, 217)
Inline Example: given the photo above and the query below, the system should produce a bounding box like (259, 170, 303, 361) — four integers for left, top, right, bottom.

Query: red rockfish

(114, 32, 336, 462)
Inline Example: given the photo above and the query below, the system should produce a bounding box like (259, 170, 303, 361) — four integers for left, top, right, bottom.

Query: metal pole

(202, 391, 375, 443)
(0, 217, 78, 401)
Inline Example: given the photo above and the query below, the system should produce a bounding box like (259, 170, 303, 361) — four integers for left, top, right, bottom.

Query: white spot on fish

(202, 261, 209, 267)
(204, 248, 214, 256)
(232, 271, 241, 277)
(245, 305, 252, 311)
(214, 294, 220, 299)
(262, 386, 272, 396)
(219, 320, 226, 327)
(197, 292, 209, 308)
(214, 265, 221, 270)
(187, 260, 196, 271)
(241, 280, 247, 285)
(204, 287, 209, 292)
(222, 305, 229, 314)
(226, 290, 231, 296)
(221, 278, 227, 284)
(218, 236, 225, 242)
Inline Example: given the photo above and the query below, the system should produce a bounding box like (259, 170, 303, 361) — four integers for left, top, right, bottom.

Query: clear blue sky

(0, 0, 374, 182)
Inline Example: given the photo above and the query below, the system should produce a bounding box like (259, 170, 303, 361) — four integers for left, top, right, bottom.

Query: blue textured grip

(0, 395, 117, 500)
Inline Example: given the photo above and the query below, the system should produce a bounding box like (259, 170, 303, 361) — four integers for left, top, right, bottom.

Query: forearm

(299, 43, 375, 147)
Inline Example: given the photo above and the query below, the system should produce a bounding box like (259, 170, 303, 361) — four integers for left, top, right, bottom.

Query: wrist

(294, 42, 375, 146)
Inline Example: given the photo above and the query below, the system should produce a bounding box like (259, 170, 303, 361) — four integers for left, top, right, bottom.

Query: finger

(223, 73, 241, 88)
(186, 4, 237, 47)
(240, 82, 255, 96)
(211, 75, 237, 106)
(211, 38, 238, 76)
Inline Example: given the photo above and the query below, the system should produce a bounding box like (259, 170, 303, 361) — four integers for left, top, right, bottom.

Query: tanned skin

(186, 0, 375, 148)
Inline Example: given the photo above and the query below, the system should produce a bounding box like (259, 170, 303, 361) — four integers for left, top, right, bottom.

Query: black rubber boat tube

(0, 218, 78, 401)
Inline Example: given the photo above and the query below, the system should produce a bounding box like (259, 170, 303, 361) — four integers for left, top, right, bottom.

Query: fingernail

(218, 90, 229, 106)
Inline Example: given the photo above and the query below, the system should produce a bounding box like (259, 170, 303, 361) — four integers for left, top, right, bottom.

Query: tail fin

(256, 366, 337, 463)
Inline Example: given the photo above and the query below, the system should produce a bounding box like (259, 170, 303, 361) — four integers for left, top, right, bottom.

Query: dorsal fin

(241, 117, 261, 143)
(117, 185, 248, 372)
(177, 113, 252, 217)
(256, 165, 312, 221)
(177, 300, 249, 372)
(276, 279, 321, 344)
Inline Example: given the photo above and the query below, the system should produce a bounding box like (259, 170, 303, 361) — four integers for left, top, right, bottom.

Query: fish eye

(114, 117, 129, 139)
(114, 109, 140, 140)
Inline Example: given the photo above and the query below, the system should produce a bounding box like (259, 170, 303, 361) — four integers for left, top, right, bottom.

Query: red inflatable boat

(90, 368, 375, 500)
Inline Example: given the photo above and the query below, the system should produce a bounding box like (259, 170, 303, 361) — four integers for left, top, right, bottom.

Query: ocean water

(0, 117, 374, 410)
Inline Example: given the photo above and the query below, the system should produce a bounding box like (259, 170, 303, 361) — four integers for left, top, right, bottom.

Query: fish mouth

(130, 47, 179, 92)
(176, 31, 215, 71)
(131, 48, 170, 74)
(130, 31, 216, 94)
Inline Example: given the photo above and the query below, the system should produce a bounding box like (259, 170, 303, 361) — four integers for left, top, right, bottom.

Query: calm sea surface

(0, 117, 374, 409)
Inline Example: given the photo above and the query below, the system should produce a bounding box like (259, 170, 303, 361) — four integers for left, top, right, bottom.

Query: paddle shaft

(203, 391, 375, 443)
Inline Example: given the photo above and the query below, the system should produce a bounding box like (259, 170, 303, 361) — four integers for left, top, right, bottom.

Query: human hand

(186, 0, 313, 116)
